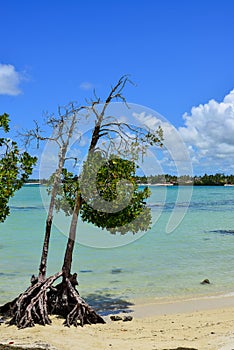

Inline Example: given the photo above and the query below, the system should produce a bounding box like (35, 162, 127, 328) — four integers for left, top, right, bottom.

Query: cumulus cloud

(0, 63, 22, 95)
(179, 89, 234, 173)
(133, 111, 193, 175)
(132, 111, 161, 129)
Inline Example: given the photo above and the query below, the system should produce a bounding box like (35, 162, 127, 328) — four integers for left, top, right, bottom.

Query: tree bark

(38, 150, 65, 281)
(62, 193, 82, 278)
(39, 112, 77, 280)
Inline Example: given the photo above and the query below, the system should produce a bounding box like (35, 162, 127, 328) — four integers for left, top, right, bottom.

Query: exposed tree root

(0, 271, 105, 329)
(48, 274, 105, 327)
(2, 271, 63, 328)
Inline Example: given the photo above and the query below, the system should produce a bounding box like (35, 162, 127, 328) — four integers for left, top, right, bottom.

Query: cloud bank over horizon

(0, 63, 22, 96)
(133, 90, 234, 175)
(179, 89, 234, 174)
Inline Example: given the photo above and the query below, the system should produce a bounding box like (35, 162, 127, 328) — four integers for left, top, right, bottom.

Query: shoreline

(131, 292, 234, 318)
(2, 290, 234, 317)
(1, 294, 234, 350)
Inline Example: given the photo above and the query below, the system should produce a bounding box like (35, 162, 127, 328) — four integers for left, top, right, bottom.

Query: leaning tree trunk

(39, 143, 68, 281)
(47, 193, 105, 326)
(39, 111, 77, 280)
(39, 176, 59, 282)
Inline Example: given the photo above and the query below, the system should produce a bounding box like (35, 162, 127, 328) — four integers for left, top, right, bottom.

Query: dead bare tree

(25, 103, 85, 282)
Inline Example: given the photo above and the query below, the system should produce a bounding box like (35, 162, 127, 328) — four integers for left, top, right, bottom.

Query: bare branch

(64, 156, 78, 167)
(85, 76, 134, 151)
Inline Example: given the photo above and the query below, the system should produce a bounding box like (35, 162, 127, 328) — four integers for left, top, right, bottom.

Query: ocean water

(0, 185, 234, 308)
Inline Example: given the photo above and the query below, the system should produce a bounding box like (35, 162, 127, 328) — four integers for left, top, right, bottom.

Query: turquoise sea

(0, 185, 234, 308)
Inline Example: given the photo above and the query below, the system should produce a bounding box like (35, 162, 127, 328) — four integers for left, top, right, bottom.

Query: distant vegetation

(135, 173, 234, 186)
(28, 173, 234, 186)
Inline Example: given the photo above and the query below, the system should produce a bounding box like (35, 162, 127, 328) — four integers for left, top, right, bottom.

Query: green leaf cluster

(55, 152, 152, 235)
(144, 126, 164, 146)
(0, 113, 10, 132)
(0, 114, 37, 222)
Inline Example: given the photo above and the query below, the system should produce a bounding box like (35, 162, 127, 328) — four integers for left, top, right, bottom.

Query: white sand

(1, 295, 234, 350)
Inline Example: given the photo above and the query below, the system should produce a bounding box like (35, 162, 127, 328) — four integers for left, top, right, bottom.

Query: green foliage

(0, 114, 37, 222)
(194, 173, 227, 186)
(0, 113, 10, 133)
(54, 152, 152, 235)
(144, 127, 164, 147)
(136, 173, 234, 186)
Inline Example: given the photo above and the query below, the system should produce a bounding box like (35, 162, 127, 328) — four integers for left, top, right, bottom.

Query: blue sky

(1, 0, 234, 176)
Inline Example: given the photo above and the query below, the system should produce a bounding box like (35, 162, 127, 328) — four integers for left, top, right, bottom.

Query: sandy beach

(1, 295, 234, 350)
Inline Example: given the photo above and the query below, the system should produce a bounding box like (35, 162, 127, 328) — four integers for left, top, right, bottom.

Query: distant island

(27, 173, 234, 186)
(135, 173, 234, 186)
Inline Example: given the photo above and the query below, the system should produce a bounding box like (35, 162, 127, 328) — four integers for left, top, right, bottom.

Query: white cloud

(0, 64, 22, 95)
(132, 111, 193, 175)
(179, 89, 234, 173)
(79, 81, 94, 91)
(132, 111, 161, 129)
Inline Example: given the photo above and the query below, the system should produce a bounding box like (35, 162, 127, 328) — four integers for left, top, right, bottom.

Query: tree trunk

(62, 192, 81, 277)
(46, 189, 105, 326)
(38, 217, 52, 281)
(38, 153, 64, 281)
(38, 113, 77, 280)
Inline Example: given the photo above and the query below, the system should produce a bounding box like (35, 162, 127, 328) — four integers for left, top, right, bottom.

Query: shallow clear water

(0, 185, 234, 306)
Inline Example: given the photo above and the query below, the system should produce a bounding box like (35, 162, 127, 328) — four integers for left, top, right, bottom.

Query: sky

(1, 0, 234, 177)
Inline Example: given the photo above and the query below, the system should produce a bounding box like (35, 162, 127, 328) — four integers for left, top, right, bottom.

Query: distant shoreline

(24, 182, 41, 186)
(139, 183, 234, 186)
(25, 182, 234, 187)
(27, 172, 234, 187)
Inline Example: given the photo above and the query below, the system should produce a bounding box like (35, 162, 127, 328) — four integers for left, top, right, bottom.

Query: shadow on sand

(84, 292, 134, 316)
